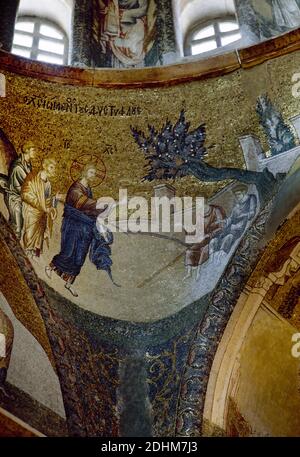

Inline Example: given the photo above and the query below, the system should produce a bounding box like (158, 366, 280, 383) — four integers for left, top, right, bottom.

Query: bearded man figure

(21, 157, 58, 258)
(7, 141, 36, 239)
(46, 163, 116, 297)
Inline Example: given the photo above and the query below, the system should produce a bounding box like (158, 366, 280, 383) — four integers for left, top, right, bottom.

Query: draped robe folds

(21, 171, 57, 254)
(7, 155, 32, 237)
(50, 181, 113, 284)
(214, 193, 258, 254)
(185, 205, 226, 267)
(100, 0, 149, 66)
(270, 0, 300, 29)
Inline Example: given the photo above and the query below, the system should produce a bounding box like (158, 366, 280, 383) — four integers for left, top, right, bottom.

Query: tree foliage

(131, 110, 281, 202)
(131, 110, 207, 181)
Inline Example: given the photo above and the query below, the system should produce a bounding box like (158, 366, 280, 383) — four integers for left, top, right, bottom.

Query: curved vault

(0, 174, 298, 436)
(0, 29, 299, 436)
(203, 190, 300, 437)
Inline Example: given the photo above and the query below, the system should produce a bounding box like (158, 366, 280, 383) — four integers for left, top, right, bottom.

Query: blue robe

(51, 182, 113, 284)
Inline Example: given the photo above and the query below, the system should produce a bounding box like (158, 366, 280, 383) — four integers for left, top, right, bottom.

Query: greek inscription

(23, 95, 142, 117)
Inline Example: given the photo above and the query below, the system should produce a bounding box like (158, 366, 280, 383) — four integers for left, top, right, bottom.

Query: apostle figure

(210, 184, 258, 256)
(7, 141, 36, 239)
(184, 203, 226, 280)
(21, 158, 58, 258)
(47, 163, 116, 297)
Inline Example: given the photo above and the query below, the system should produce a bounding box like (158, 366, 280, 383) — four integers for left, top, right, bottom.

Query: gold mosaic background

(0, 49, 299, 365)
(0, 50, 299, 202)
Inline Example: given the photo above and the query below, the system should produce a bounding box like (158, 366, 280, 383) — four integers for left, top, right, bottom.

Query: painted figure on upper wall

(21, 158, 59, 259)
(47, 163, 118, 297)
(132, 110, 271, 292)
(97, 0, 156, 67)
(0, 130, 38, 240)
(235, 0, 300, 43)
(266, 0, 300, 29)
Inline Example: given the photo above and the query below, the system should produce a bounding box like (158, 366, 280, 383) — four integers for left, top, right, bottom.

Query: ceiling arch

(173, 0, 236, 56)
(17, 0, 74, 38)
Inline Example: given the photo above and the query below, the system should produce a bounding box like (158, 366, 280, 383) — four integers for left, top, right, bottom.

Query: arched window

(12, 16, 69, 65)
(185, 17, 241, 57)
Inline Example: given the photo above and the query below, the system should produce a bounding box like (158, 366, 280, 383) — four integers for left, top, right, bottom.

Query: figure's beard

(45, 169, 56, 179)
(87, 176, 96, 186)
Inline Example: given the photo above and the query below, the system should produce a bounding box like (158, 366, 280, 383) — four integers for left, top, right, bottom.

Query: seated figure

(184, 203, 226, 280)
(210, 183, 258, 257)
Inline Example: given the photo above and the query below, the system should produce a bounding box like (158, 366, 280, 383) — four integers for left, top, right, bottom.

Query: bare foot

(183, 272, 192, 281)
(45, 266, 52, 279)
(65, 283, 79, 297)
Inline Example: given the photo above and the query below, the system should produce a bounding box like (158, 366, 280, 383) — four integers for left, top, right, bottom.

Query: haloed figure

(46, 163, 116, 298)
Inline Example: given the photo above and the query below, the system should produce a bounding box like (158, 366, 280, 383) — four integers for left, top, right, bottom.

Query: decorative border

(0, 214, 121, 437)
(0, 192, 290, 437)
(175, 200, 274, 436)
(0, 29, 300, 88)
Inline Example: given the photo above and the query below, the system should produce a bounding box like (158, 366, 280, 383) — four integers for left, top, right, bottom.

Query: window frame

(12, 16, 69, 65)
(184, 16, 241, 57)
